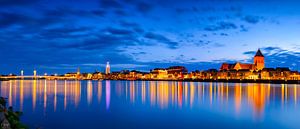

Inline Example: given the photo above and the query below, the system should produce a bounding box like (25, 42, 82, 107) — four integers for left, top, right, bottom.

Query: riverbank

(2, 78, 300, 84)
(0, 97, 27, 129)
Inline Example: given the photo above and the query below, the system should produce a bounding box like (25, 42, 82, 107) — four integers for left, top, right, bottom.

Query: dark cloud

(242, 15, 261, 24)
(0, 12, 35, 28)
(119, 20, 139, 27)
(239, 25, 248, 32)
(99, 0, 122, 9)
(243, 51, 255, 55)
(220, 33, 228, 36)
(52, 32, 139, 51)
(263, 46, 281, 51)
(0, 0, 38, 7)
(91, 10, 106, 16)
(45, 7, 106, 18)
(104, 27, 134, 35)
(119, 20, 144, 33)
(38, 26, 93, 39)
(204, 21, 237, 31)
(175, 5, 242, 14)
(144, 32, 179, 49)
(135, 2, 153, 14)
(0, 10, 70, 30)
(114, 9, 128, 16)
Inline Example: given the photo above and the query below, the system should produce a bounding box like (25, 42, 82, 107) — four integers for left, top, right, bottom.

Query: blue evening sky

(1, 0, 300, 75)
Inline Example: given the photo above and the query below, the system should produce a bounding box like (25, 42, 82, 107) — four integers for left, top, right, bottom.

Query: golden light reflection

(44, 80, 47, 110)
(32, 80, 37, 110)
(54, 80, 57, 112)
(98, 81, 102, 103)
(130, 81, 135, 103)
(9, 81, 12, 107)
(142, 81, 146, 104)
(87, 81, 93, 105)
(234, 83, 242, 115)
(20, 80, 24, 111)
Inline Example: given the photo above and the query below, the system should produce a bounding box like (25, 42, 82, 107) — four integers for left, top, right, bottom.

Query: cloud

(51, 31, 139, 51)
(0, 12, 35, 28)
(38, 26, 93, 39)
(0, 0, 38, 7)
(99, 0, 122, 9)
(45, 7, 106, 18)
(0, 10, 73, 30)
(104, 27, 134, 35)
(243, 51, 256, 55)
(242, 15, 261, 24)
(243, 47, 300, 70)
(135, 2, 153, 14)
(119, 20, 144, 33)
(204, 21, 238, 31)
(144, 32, 179, 49)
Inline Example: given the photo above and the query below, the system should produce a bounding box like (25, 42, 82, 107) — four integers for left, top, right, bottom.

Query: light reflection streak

(106, 80, 111, 110)
(32, 80, 37, 110)
(44, 80, 47, 111)
(87, 81, 92, 105)
(64, 80, 67, 110)
(97, 81, 102, 103)
(142, 81, 146, 104)
(9, 81, 12, 107)
(20, 80, 24, 111)
(54, 80, 57, 112)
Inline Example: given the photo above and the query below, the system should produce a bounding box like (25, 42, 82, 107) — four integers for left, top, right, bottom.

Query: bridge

(0, 70, 78, 80)
(0, 76, 77, 80)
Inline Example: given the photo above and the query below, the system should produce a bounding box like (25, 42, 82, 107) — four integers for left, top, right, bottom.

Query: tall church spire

(254, 49, 265, 70)
(255, 49, 264, 57)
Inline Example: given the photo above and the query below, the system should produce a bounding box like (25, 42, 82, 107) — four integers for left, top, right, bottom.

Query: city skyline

(1, 0, 300, 74)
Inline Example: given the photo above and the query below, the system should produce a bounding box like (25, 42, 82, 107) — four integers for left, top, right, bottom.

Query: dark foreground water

(0, 80, 300, 129)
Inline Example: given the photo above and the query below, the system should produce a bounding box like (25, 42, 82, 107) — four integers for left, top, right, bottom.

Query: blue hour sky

(1, 0, 300, 75)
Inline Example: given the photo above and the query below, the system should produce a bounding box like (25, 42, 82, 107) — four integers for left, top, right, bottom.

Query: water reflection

(0, 80, 300, 119)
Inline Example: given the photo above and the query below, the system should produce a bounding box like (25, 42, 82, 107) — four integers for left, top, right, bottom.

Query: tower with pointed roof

(254, 49, 264, 70)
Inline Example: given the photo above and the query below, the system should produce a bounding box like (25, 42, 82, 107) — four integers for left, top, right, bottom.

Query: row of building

(59, 49, 300, 81)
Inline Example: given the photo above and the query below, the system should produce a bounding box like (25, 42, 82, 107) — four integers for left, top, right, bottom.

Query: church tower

(254, 49, 265, 70)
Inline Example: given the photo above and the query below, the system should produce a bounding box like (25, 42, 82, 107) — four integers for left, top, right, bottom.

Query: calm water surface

(0, 80, 300, 129)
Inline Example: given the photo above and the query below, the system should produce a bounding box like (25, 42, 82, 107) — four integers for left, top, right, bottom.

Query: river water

(0, 80, 299, 129)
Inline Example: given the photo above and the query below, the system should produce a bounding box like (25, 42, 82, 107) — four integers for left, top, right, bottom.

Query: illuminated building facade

(220, 49, 265, 71)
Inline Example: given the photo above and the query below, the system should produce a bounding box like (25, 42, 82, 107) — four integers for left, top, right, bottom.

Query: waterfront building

(220, 49, 265, 71)
(64, 68, 81, 79)
(166, 66, 187, 79)
(92, 72, 103, 80)
(151, 68, 168, 79)
(64, 73, 77, 78)
(50, 49, 300, 81)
